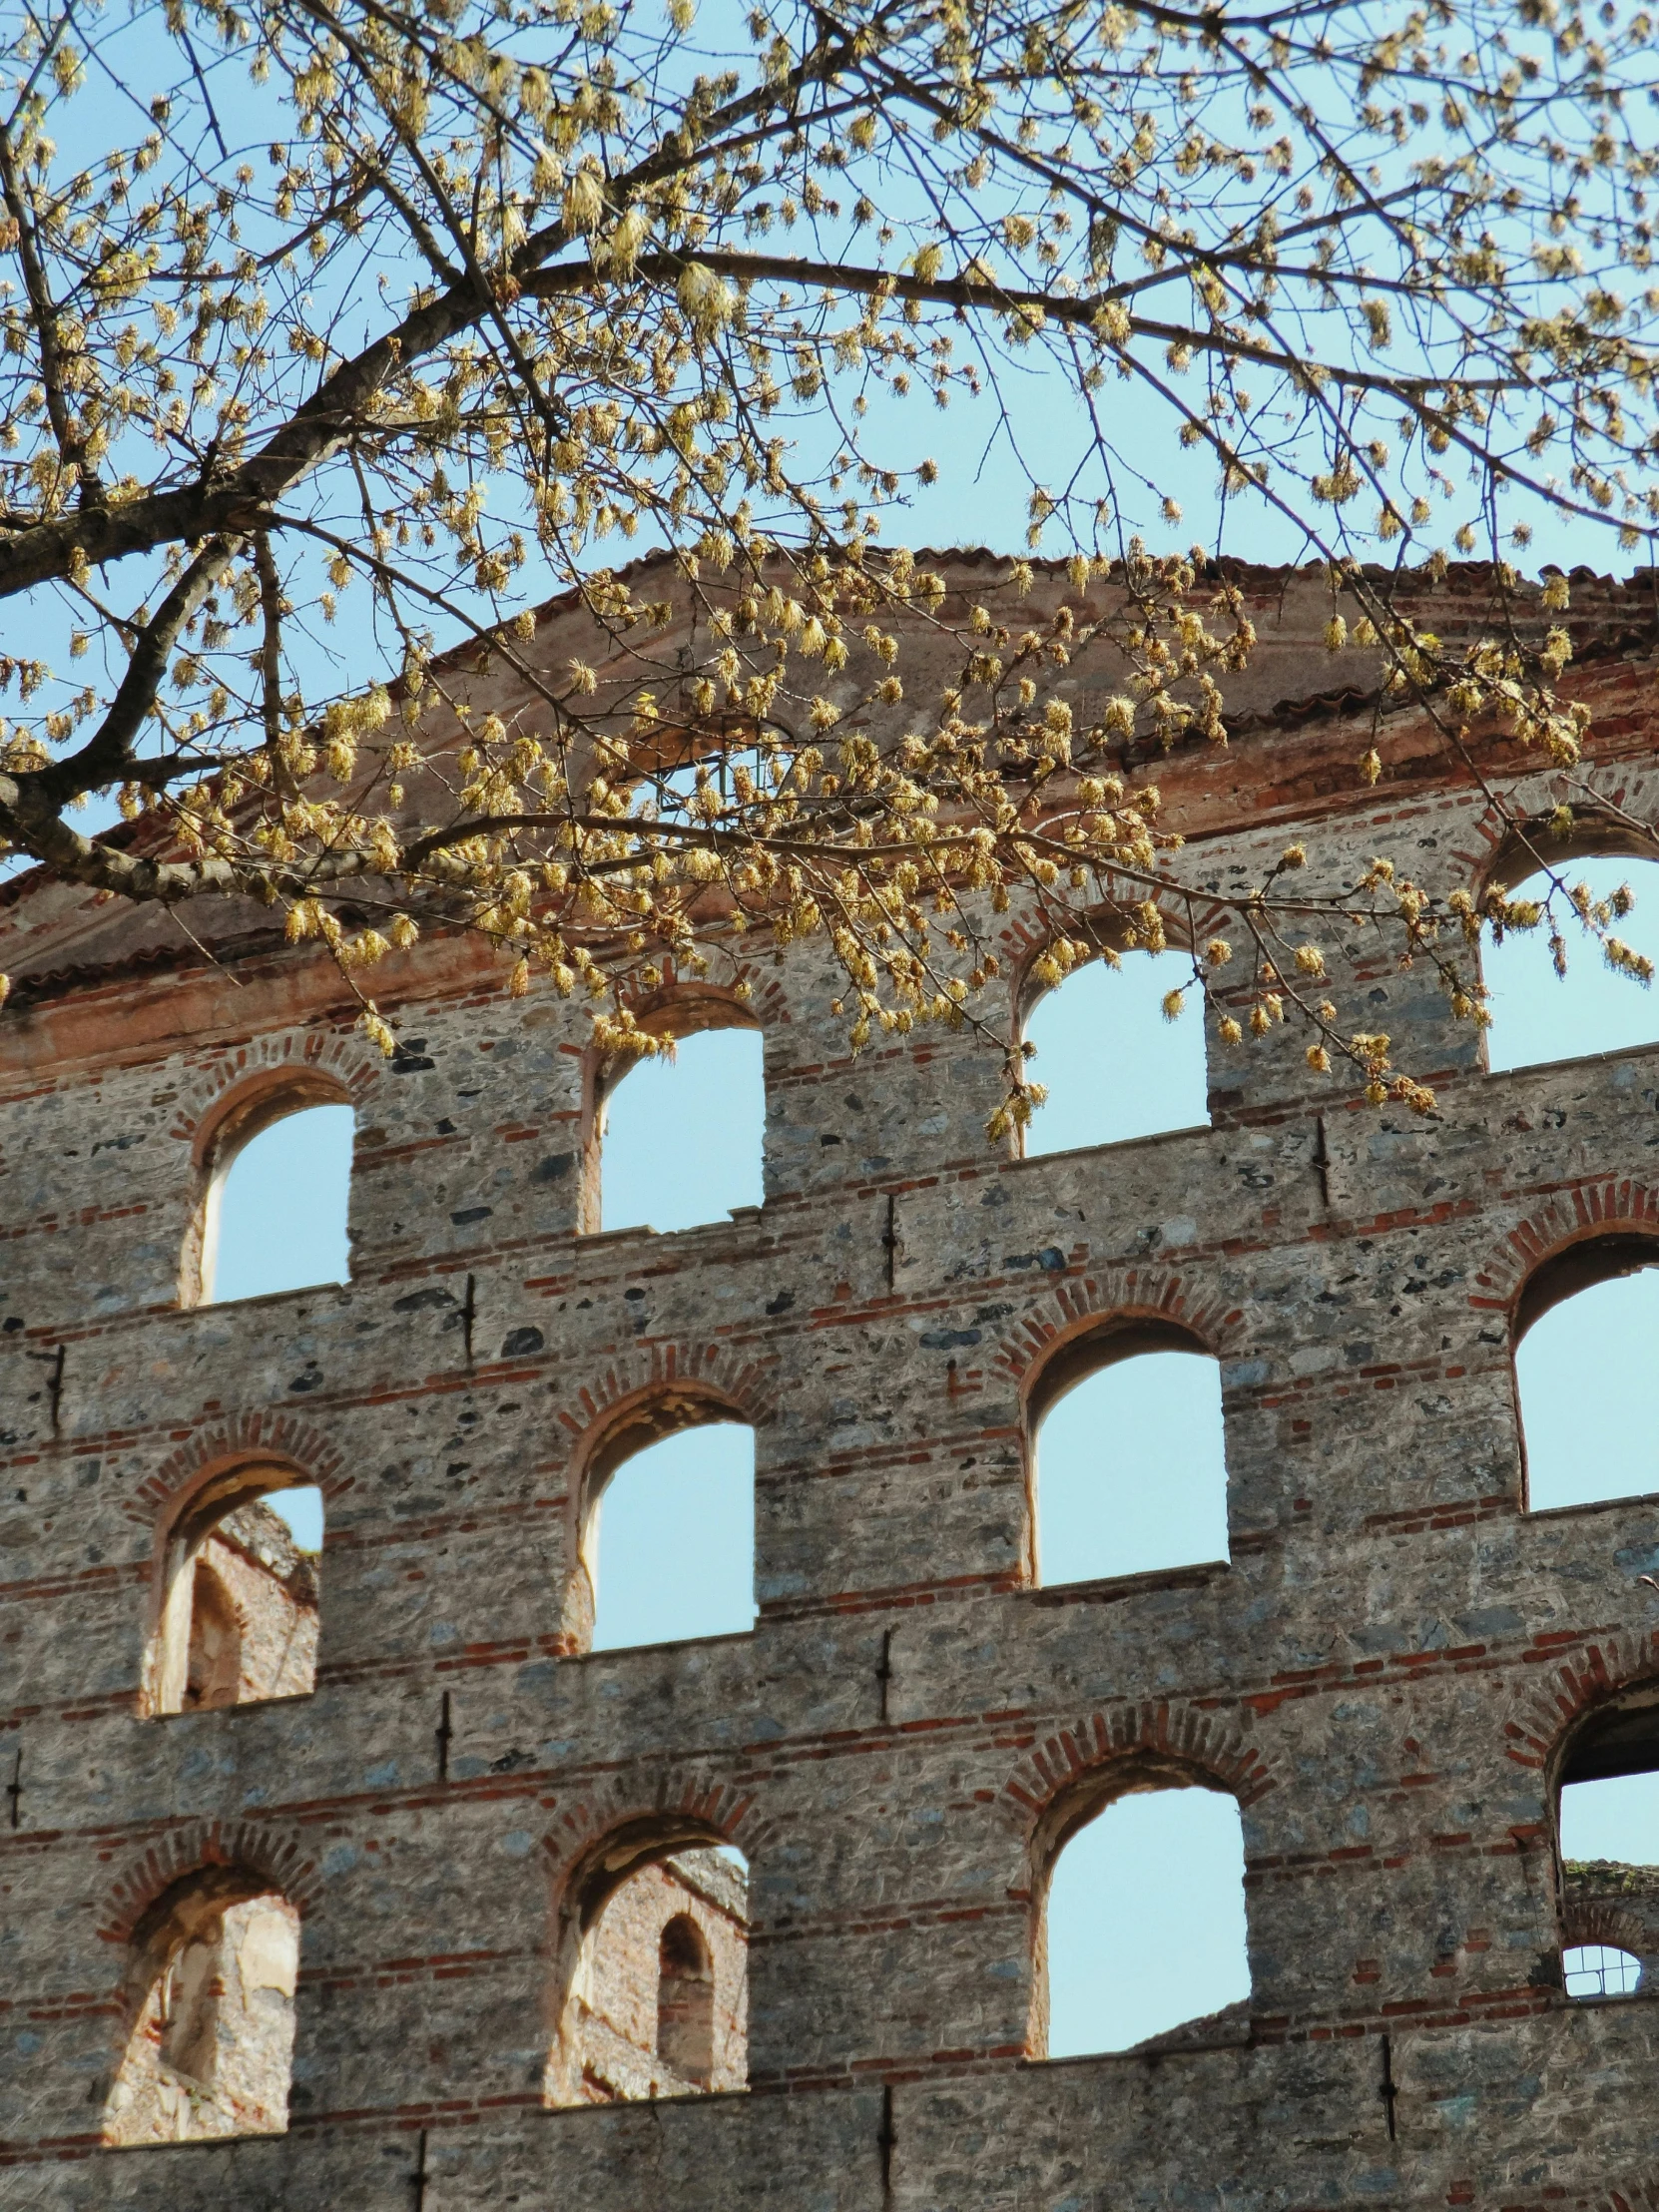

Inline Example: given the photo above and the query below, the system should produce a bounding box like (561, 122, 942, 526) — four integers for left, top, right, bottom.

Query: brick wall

(6, 555, 1659, 2207)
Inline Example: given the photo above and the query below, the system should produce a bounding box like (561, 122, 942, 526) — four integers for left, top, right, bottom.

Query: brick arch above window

(990, 1265, 1247, 1406)
(604, 964, 788, 1040)
(170, 1030, 381, 1162)
(1562, 1897, 1651, 1960)
(127, 1412, 349, 1531)
(1468, 1185, 1659, 1332)
(1500, 1628, 1659, 1775)
(541, 1770, 768, 1911)
(552, 1341, 781, 1477)
(1452, 763, 1659, 907)
(96, 1818, 322, 1948)
(996, 1699, 1282, 1888)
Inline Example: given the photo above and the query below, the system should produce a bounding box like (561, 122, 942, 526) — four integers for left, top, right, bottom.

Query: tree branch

(20, 534, 243, 811)
(0, 4, 883, 602)
(0, 110, 98, 503)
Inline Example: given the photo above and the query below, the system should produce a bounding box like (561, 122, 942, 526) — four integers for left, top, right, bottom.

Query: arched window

(1553, 1683, 1659, 2002)
(1029, 1326, 1229, 1586)
(1020, 948, 1208, 1158)
(1039, 1778, 1250, 2056)
(103, 1869, 299, 2145)
(593, 1013, 765, 1235)
(1514, 1238, 1659, 1513)
(575, 1404, 757, 1655)
(549, 1835, 748, 2104)
(187, 1082, 353, 1306)
(1562, 1944, 1642, 1999)
(146, 1468, 322, 1716)
(658, 1916, 716, 2086)
(1484, 851, 1659, 1074)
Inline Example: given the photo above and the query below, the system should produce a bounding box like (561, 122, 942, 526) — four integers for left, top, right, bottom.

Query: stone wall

(6, 555, 1659, 2207)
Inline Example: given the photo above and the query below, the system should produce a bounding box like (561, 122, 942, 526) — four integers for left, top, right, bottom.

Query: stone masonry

(7, 555, 1659, 2207)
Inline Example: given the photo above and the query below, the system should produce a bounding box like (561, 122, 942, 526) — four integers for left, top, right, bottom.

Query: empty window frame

(1484, 853, 1659, 1074)
(1553, 1687, 1659, 2001)
(1029, 1326, 1230, 1586)
(550, 1837, 749, 2105)
(1020, 949, 1209, 1158)
(1514, 1238, 1659, 1513)
(580, 1415, 758, 1654)
(145, 1468, 322, 1716)
(187, 1082, 353, 1306)
(593, 1017, 765, 1235)
(103, 1869, 299, 2145)
(1038, 1777, 1251, 2057)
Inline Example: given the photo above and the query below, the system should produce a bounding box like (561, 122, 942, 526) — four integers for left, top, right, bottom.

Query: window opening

(104, 1874, 299, 2145)
(553, 1843, 749, 2104)
(1485, 855, 1659, 1073)
(1033, 1343, 1228, 1585)
(657, 1915, 717, 2086)
(204, 1102, 353, 1304)
(1021, 951, 1208, 1157)
(598, 1027, 764, 1234)
(1515, 1243, 1659, 1513)
(1041, 1783, 1250, 2056)
(1563, 1944, 1642, 1999)
(184, 1563, 242, 1711)
(1555, 1694, 1659, 2003)
(149, 1475, 322, 1715)
(588, 1422, 756, 1653)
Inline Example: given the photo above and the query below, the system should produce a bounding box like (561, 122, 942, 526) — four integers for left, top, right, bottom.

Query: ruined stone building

(7, 555, 1659, 2206)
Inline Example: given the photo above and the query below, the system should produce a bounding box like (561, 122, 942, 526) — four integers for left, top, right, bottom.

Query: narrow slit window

(1484, 855, 1659, 1073)
(588, 1422, 757, 1653)
(1034, 1347, 1229, 1586)
(1021, 951, 1208, 1158)
(149, 1477, 322, 1715)
(599, 1028, 765, 1234)
(657, 1916, 716, 2086)
(1041, 1784, 1250, 2056)
(205, 1102, 353, 1304)
(552, 1844, 749, 2105)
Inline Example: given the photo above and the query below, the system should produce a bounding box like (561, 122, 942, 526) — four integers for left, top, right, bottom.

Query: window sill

(1523, 1486, 1659, 1522)
(182, 1278, 349, 1315)
(1485, 1034, 1659, 1083)
(577, 1626, 757, 1661)
(1025, 1556, 1230, 1607)
(579, 1208, 765, 1247)
(1016, 1120, 1212, 1171)
(142, 1688, 315, 1723)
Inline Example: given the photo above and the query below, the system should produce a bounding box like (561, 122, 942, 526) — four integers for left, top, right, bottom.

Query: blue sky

(209, 866, 1659, 2047)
